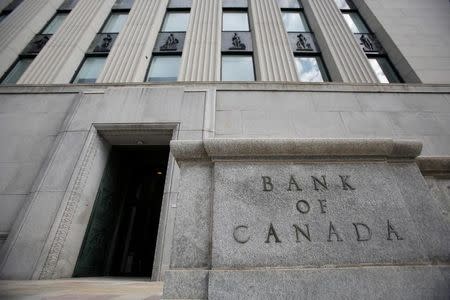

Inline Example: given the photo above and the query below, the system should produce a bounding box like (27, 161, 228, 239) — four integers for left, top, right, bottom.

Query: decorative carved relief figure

(296, 33, 312, 51)
(229, 33, 246, 50)
(360, 34, 374, 51)
(160, 33, 179, 51)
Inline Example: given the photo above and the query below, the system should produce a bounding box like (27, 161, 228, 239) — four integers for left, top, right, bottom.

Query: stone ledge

(170, 139, 422, 161)
(417, 157, 450, 177)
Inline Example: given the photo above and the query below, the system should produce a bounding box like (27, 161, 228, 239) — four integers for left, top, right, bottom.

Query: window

(279, 0, 329, 82)
(102, 12, 128, 33)
(72, 57, 107, 83)
(161, 12, 190, 32)
(0, 2, 75, 84)
(335, 0, 401, 83)
(0, 0, 24, 23)
(0, 12, 8, 23)
(72, 0, 132, 83)
(41, 13, 69, 34)
(334, 0, 352, 10)
(342, 12, 368, 34)
(221, 1, 255, 81)
(294, 57, 328, 82)
(281, 12, 309, 32)
(222, 12, 249, 31)
(146, 1, 191, 82)
(222, 55, 254, 81)
(0, 58, 33, 84)
(368, 57, 400, 84)
(146, 56, 181, 82)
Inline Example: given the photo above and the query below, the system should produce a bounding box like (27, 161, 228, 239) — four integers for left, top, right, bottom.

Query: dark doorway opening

(73, 146, 169, 278)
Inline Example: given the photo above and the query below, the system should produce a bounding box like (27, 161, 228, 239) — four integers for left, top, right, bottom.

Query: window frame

(336, 0, 403, 83)
(221, 4, 255, 81)
(280, 10, 310, 33)
(40, 11, 70, 35)
(98, 10, 130, 34)
(0, 56, 34, 84)
(293, 55, 330, 83)
(220, 52, 256, 81)
(70, 54, 108, 84)
(222, 8, 251, 32)
(279, 1, 330, 82)
(145, 53, 182, 82)
(160, 9, 191, 33)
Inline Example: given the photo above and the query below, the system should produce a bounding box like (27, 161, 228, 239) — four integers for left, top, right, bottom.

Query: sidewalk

(0, 278, 163, 300)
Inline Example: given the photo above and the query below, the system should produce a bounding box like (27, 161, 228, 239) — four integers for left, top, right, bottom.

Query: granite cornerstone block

(164, 139, 450, 299)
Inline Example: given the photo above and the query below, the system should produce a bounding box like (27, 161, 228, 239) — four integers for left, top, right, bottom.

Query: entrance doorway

(73, 146, 169, 278)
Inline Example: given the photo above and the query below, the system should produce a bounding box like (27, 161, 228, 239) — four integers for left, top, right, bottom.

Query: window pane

(281, 12, 309, 32)
(222, 12, 249, 31)
(42, 13, 69, 34)
(0, 13, 8, 24)
(343, 12, 368, 33)
(73, 57, 106, 83)
(147, 56, 181, 82)
(161, 12, 190, 32)
(294, 56, 328, 82)
(368, 57, 400, 83)
(102, 13, 128, 33)
(334, 0, 351, 10)
(221, 55, 254, 81)
(277, 0, 301, 9)
(1, 58, 33, 84)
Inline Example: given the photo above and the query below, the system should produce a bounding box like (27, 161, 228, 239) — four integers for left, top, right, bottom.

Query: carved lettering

(318, 199, 327, 214)
(296, 200, 310, 214)
(293, 224, 311, 242)
(387, 220, 403, 241)
(353, 223, 372, 241)
(339, 175, 355, 191)
(265, 223, 281, 243)
(327, 221, 343, 242)
(262, 176, 273, 192)
(312, 175, 328, 191)
(287, 175, 302, 191)
(233, 225, 250, 244)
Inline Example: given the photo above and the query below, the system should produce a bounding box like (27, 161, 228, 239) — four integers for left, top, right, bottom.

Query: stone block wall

(0, 92, 76, 250)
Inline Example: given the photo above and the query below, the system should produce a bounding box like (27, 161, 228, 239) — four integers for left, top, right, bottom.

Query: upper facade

(0, 0, 449, 85)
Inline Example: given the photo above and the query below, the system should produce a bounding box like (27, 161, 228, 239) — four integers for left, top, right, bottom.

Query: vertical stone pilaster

(249, 0, 298, 81)
(303, 0, 377, 83)
(18, 0, 115, 84)
(0, 0, 64, 78)
(97, 0, 168, 83)
(178, 0, 222, 82)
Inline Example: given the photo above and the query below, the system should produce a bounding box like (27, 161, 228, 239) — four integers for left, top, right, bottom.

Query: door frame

(33, 123, 180, 281)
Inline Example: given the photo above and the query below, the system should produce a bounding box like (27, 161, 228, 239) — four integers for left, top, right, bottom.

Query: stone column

(249, 0, 298, 81)
(18, 0, 115, 84)
(0, 0, 65, 79)
(178, 0, 222, 82)
(97, 0, 168, 83)
(303, 0, 378, 83)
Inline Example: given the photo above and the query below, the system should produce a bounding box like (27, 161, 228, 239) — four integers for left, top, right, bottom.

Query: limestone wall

(0, 92, 76, 255)
(355, 0, 450, 84)
(0, 83, 448, 280)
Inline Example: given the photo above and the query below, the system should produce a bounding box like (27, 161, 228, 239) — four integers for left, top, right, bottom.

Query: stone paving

(0, 278, 163, 300)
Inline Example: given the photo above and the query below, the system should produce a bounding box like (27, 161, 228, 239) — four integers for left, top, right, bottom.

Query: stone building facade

(0, 0, 449, 298)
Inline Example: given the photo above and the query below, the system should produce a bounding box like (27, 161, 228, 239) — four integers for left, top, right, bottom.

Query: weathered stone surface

(170, 162, 212, 268)
(163, 270, 209, 299)
(211, 161, 449, 268)
(208, 266, 450, 300)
